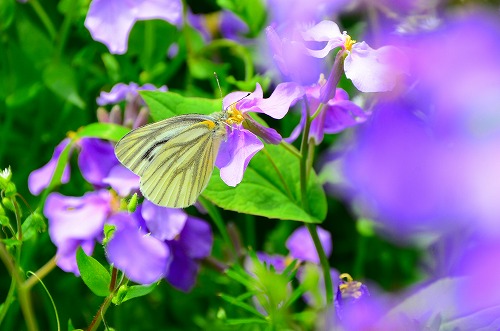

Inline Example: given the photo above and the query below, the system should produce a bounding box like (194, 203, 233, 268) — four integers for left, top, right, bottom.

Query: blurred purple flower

(188, 10, 248, 42)
(265, 25, 324, 85)
(286, 81, 368, 144)
(267, 0, 348, 27)
(286, 226, 332, 263)
(106, 201, 213, 290)
(97, 82, 167, 106)
(29, 137, 139, 197)
(44, 190, 112, 274)
(338, 11, 500, 237)
(301, 20, 408, 92)
(28, 139, 71, 195)
(216, 82, 304, 186)
(84, 0, 182, 54)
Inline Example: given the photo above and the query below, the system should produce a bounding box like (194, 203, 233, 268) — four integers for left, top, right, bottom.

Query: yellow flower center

(339, 273, 364, 299)
(226, 104, 245, 125)
(344, 34, 356, 52)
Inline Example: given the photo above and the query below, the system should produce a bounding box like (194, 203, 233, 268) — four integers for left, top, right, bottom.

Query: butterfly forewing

(115, 113, 226, 208)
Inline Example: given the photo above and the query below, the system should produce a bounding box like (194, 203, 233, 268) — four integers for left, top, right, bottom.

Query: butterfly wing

(115, 114, 226, 208)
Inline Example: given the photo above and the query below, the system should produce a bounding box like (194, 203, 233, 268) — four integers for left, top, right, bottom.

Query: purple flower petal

(323, 100, 368, 134)
(164, 246, 199, 292)
(345, 42, 408, 93)
(243, 116, 282, 144)
(141, 200, 187, 241)
(106, 212, 170, 284)
(28, 139, 71, 195)
(256, 252, 287, 273)
(301, 20, 345, 58)
(215, 128, 264, 186)
(223, 83, 263, 110)
(97, 82, 168, 106)
(78, 138, 119, 186)
(45, 190, 111, 247)
(250, 82, 304, 119)
(102, 165, 140, 197)
(84, 0, 182, 54)
(286, 226, 332, 263)
(176, 216, 213, 259)
(55, 239, 95, 275)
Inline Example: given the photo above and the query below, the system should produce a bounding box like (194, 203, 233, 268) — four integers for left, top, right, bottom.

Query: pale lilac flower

(97, 82, 167, 106)
(286, 81, 368, 144)
(28, 139, 71, 195)
(265, 26, 323, 85)
(216, 82, 304, 186)
(286, 226, 332, 264)
(301, 20, 408, 92)
(44, 190, 112, 274)
(106, 201, 213, 290)
(84, 0, 182, 54)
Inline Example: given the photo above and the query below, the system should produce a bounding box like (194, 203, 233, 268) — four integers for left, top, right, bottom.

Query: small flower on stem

(302, 20, 408, 92)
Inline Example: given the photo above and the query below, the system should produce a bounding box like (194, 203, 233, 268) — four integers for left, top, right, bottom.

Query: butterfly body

(115, 112, 228, 208)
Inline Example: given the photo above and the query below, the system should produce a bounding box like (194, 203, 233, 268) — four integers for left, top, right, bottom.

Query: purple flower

(187, 10, 248, 42)
(266, 0, 348, 27)
(337, 11, 500, 238)
(84, 0, 182, 54)
(265, 25, 324, 85)
(44, 190, 112, 274)
(106, 211, 170, 284)
(286, 226, 332, 264)
(29, 137, 139, 197)
(215, 82, 304, 186)
(28, 139, 71, 195)
(286, 80, 368, 144)
(105, 201, 213, 290)
(97, 82, 167, 106)
(301, 20, 408, 92)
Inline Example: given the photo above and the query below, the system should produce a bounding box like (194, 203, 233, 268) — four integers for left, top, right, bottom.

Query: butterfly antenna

(214, 72, 223, 100)
(225, 93, 251, 111)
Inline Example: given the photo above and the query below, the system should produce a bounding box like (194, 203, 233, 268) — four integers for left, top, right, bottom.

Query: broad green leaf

(121, 283, 158, 303)
(0, 0, 15, 31)
(140, 91, 327, 223)
(140, 90, 222, 120)
(203, 143, 327, 223)
(76, 247, 111, 297)
(77, 123, 130, 142)
(43, 62, 85, 109)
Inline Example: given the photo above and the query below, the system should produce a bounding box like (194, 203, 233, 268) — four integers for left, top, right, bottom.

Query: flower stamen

(226, 104, 245, 125)
(343, 33, 356, 52)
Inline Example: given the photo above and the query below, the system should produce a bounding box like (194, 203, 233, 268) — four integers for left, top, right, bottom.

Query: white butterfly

(115, 111, 233, 208)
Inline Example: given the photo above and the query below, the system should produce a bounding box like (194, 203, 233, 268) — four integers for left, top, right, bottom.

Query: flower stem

(0, 243, 38, 331)
(24, 256, 57, 290)
(299, 96, 334, 305)
(306, 223, 334, 304)
(29, 0, 57, 41)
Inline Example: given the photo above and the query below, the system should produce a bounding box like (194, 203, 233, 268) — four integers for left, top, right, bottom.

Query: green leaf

(22, 212, 46, 241)
(43, 62, 85, 109)
(77, 123, 130, 142)
(216, 0, 267, 36)
(121, 283, 158, 303)
(76, 247, 111, 297)
(203, 143, 327, 223)
(140, 90, 222, 121)
(0, 0, 15, 31)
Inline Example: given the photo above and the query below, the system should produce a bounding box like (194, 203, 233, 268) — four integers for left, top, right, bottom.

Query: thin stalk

(0, 243, 38, 331)
(87, 277, 128, 331)
(24, 256, 57, 291)
(305, 224, 334, 304)
(29, 0, 57, 40)
(279, 141, 301, 159)
(0, 276, 16, 324)
(261, 147, 294, 200)
(298, 96, 334, 306)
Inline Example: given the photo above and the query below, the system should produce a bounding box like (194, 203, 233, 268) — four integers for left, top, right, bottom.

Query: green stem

(305, 224, 334, 304)
(24, 256, 57, 291)
(0, 276, 16, 325)
(55, 0, 77, 59)
(279, 141, 301, 159)
(29, 0, 57, 41)
(298, 96, 334, 306)
(0, 243, 38, 331)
